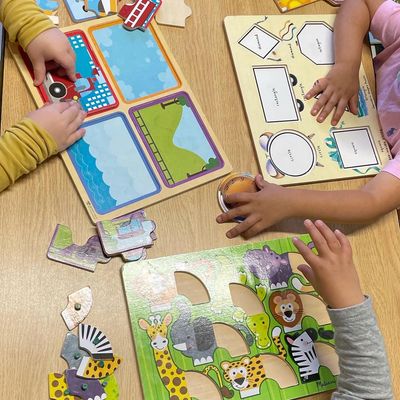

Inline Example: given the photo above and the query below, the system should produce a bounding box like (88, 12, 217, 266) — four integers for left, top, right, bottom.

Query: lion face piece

(270, 291, 303, 328)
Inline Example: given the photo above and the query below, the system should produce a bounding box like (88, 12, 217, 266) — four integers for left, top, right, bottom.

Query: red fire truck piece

(118, 0, 162, 31)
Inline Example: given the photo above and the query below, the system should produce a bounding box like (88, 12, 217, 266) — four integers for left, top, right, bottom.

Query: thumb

(349, 94, 358, 115)
(32, 58, 46, 86)
(297, 264, 316, 286)
(255, 174, 267, 190)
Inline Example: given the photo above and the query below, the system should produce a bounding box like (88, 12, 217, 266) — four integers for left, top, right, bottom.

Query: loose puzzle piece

(77, 355, 122, 379)
(48, 373, 79, 400)
(83, 0, 119, 17)
(122, 247, 147, 261)
(47, 224, 111, 272)
(100, 375, 120, 399)
(36, 0, 59, 14)
(97, 211, 156, 256)
(119, 0, 162, 31)
(79, 324, 114, 359)
(66, 369, 107, 400)
(155, 0, 192, 27)
(61, 287, 93, 330)
(63, 0, 97, 22)
(61, 332, 90, 369)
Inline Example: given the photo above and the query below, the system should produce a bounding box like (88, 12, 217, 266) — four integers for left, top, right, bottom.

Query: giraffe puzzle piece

(79, 324, 114, 360)
(47, 224, 111, 272)
(48, 372, 79, 400)
(61, 287, 93, 330)
(61, 332, 90, 369)
(66, 369, 106, 400)
(77, 355, 122, 379)
(155, 0, 192, 27)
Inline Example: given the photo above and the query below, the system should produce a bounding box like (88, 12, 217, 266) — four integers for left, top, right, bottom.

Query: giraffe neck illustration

(139, 313, 190, 400)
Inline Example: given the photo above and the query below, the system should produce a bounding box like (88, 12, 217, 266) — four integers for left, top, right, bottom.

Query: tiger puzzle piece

(97, 212, 156, 256)
(119, 0, 162, 31)
(100, 375, 120, 399)
(61, 287, 93, 330)
(36, 0, 59, 14)
(79, 324, 114, 360)
(77, 355, 122, 379)
(61, 332, 90, 369)
(65, 369, 107, 400)
(155, 0, 192, 27)
(47, 225, 111, 272)
(48, 372, 79, 400)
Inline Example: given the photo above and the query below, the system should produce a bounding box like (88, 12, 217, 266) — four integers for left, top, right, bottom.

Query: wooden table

(1, 1, 399, 399)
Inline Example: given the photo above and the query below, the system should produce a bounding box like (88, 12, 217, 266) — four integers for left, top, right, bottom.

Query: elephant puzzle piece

(61, 287, 93, 330)
(47, 224, 111, 272)
(61, 332, 90, 369)
(118, 0, 162, 31)
(155, 0, 192, 27)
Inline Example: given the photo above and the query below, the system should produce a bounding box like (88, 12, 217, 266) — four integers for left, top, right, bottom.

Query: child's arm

(216, 172, 400, 239)
(0, 0, 76, 85)
(0, 102, 86, 192)
(305, 0, 384, 125)
(292, 220, 393, 400)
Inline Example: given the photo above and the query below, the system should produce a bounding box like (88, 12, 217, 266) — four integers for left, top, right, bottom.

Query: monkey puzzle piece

(97, 212, 156, 256)
(65, 369, 107, 400)
(77, 355, 122, 379)
(61, 287, 93, 330)
(82, 0, 118, 17)
(61, 332, 90, 369)
(79, 324, 114, 360)
(100, 375, 120, 400)
(121, 247, 147, 262)
(118, 0, 162, 31)
(47, 224, 111, 272)
(48, 372, 79, 400)
(36, 0, 59, 14)
(155, 0, 192, 27)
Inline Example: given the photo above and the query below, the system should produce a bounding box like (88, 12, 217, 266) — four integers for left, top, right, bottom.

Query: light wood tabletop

(1, 1, 399, 399)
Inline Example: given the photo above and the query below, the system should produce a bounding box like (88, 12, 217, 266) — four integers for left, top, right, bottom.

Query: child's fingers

(297, 264, 317, 287)
(53, 101, 75, 113)
(349, 94, 358, 115)
(216, 206, 248, 224)
(242, 221, 265, 239)
(331, 98, 348, 126)
(226, 215, 259, 239)
(315, 93, 339, 123)
(334, 229, 352, 256)
(305, 78, 327, 100)
(314, 220, 341, 253)
(32, 57, 46, 86)
(224, 192, 253, 205)
(68, 110, 87, 132)
(66, 128, 85, 147)
(310, 87, 333, 118)
(255, 174, 267, 190)
(61, 102, 82, 122)
(55, 52, 76, 82)
(303, 219, 330, 256)
(292, 237, 320, 266)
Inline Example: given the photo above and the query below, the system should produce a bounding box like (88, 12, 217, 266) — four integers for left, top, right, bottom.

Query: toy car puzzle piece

(77, 355, 122, 379)
(61, 332, 90, 369)
(61, 287, 93, 330)
(36, 0, 59, 14)
(118, 0, 162, 31)
(83, 0, 119, 17)
(79, 324, 114, 360)
(155, 0, 192, 28)
(48, 372, 79, 400)
(47, 224, 111, 272)
(65, 369, 106, 400)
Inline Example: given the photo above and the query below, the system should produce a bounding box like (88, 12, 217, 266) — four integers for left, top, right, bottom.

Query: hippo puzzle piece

(97, 211, 156, 256)
(118, 0, 162, 31)
(66, 369, 107, 400)
(155, 0, 192, 27)
(79, 324, 114, 360)
(61, 332, 90, 369)
(61, 287, 93, 330)
(47, 224, 111, 272)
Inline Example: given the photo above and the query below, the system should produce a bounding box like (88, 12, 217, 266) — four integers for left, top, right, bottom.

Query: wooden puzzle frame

(10, 16, 231, 222)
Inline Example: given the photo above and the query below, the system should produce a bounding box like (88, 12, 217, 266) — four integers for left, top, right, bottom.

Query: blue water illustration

(92, 24, 177, 102)
(358, 87, 368, 117)
(173, 105, 217, 163)
(68, 113, 160, 214)
(36, 0, 58, 12)
(64, 0, 96, 22)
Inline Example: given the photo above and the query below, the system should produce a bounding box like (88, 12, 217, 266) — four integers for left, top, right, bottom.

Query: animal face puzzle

(224, 15, 390, 186)
(122, 234, 339, 399)
(11, 17, 231, 222)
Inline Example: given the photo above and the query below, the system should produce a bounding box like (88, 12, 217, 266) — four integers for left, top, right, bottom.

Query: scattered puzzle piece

(83, 0, 118, 17)
(122, 247, 147, 262)
(97, 212, 156, 256)
(119, 0, 162, 31)
(100, 375, 120, 399)
(61, 287, 93, 330)
(47, 224, 111, 272)
(77, 356, 122, 379)
(79, 324, 114, 360)
(63, 0, 97, 22)
(36, 0, 59, 14)
(66, 369, 107, 400)
(155, 0, 192, 27)
(61, 332, 90, 369)
(49, 372, 79, 400)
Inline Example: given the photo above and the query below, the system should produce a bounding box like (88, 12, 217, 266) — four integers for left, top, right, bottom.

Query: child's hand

(292, 219, 364, 309)
(26, 28, 76, 86)
(28, 102, 86, 151)
(305, 63, 359, 126)
(216, 175, 290, 239)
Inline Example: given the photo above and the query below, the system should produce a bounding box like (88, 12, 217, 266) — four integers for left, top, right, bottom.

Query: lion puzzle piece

(61, 287, 93, 330)
(47, 224, 111, 272)
(155, 0, 192, 28)
(79, 324, 114, 360)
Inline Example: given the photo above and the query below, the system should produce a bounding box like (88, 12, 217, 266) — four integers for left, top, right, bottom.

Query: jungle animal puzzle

(10, 16, 231, 222)
(225, 15, 391, 186)
(122, 235, 339, 399)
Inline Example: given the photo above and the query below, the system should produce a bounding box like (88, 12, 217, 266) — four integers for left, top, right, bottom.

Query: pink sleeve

(382, 156, 400, 180)
(370, 0, 400, 48)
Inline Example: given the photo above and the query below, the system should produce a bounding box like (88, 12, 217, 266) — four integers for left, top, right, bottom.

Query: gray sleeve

(328, 297, 393, 400)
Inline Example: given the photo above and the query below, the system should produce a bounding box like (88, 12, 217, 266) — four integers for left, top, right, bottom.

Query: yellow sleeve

(0, 118, 58, 192)
(0, 0, 55, 50)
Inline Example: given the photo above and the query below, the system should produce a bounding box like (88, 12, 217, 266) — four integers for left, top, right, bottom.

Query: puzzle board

(122, 235, 339, 400)
(225, 15, 391, 186)
(10, 16, 231, 222)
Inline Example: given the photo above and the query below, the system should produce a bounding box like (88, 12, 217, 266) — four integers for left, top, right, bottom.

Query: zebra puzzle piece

(155, 0, 192, 27)
(118, 0, 162, 31)
(77, 355, 122, 379)
(47, 224, 111, 272)
(79, 324, 114, 360)
(61, 287, 93, 330)
(61, 332, 90, 369)
(66, 369, 106, 400)
(48, 372, 79, 400)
